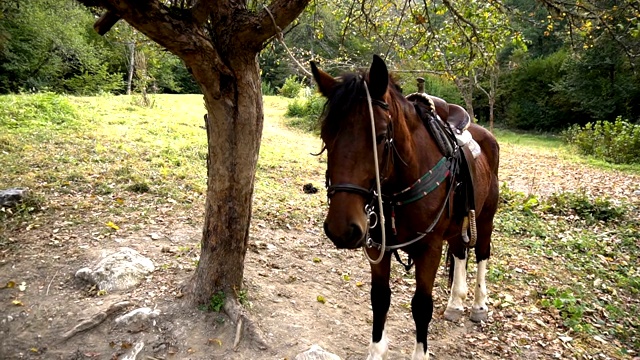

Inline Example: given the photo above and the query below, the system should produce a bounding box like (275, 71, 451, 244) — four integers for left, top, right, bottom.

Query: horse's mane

(320, 70, 405, 142)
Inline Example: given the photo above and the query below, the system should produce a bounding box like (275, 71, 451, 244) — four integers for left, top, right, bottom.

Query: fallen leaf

(12, 300, 23, 306)
(106, 221, 120, 230)
(208, 338, 222, 346)
(3, 281, 16, 289)
(317, 295, 326, 304)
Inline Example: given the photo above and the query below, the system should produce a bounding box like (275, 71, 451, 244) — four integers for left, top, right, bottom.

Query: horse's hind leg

(470, 214, 494, 323)
(411, 240, 444, 360)
(444, 240, 468, 322)
(367, 251, 392, 360)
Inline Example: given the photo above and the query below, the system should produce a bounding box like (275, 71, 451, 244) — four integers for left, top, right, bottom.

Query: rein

(362, 82, 387, 264)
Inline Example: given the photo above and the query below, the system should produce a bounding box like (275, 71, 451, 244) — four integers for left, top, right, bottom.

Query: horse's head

(311, 55, 399, 249)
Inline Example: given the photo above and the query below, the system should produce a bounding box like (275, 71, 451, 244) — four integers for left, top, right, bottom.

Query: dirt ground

(1, 143, 639, 360)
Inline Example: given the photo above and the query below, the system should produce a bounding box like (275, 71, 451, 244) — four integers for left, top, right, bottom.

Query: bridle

(324, 82, 396, 263)
(324, 80, 459, 266)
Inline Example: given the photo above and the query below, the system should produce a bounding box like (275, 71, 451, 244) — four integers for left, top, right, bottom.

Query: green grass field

(1, 93, 638, 357)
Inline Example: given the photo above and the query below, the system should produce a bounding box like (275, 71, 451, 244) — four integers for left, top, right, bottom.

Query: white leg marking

(366, 330, 389, 360)
(411, 341, 429, 360)
(473, 259, 488, 312)
(446, 256, 468, 311)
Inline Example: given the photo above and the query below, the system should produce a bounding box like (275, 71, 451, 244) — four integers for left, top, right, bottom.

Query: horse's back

(467, 123, 499, 176)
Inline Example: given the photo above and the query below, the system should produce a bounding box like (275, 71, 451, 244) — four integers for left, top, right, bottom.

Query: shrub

(278, 75, 304, 98)
(563, 117, 640, 164)
(285, 94, 325, 133)
(0, 93, 78, 129)
(261, 81, 275, 95)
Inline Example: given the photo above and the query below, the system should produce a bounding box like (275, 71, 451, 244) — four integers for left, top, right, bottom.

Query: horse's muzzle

(323, 221, 366, 249)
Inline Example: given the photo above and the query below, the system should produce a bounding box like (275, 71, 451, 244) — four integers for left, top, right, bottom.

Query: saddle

(406, 92, 479, 246)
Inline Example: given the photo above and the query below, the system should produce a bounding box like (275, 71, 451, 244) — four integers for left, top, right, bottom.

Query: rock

(115, 307, 160, 328)
(120, 341, 144, 360)
(75, 247, 155, 292)
(0, 188, 28, 207)
(294, 345, 342, 360)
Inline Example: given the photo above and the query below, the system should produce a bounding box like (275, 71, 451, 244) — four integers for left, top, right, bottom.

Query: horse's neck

(389, 110, 444, 191)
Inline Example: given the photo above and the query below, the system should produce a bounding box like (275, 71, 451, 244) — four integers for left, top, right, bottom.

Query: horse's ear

(310, 61, 336, 97)
(368, 54, 389, 98)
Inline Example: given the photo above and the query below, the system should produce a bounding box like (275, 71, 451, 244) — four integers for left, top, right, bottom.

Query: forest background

(1, 0, 639, 133)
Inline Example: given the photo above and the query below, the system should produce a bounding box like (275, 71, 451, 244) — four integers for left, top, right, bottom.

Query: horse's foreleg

(444, 243, 468, 322)
(367, 251, 392, 360)
(470, 218, 493, 322)
(411, 241, 443, 360)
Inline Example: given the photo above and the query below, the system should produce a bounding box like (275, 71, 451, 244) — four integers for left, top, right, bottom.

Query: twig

(263, 5, 312, 77)
(46, 270, 59, 296)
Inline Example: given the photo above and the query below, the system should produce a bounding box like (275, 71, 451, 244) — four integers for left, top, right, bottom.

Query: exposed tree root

(223, 297, 268, 351)
(60, 301, 131, 342)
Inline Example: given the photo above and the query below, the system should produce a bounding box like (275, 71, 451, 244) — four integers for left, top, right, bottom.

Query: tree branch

(93, 10, 121, 35)
(237, 0, 311, 49)
(191, 0, 216, 26)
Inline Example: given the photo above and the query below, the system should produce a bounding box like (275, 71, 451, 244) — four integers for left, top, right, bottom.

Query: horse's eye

(376, 133, 387, 145)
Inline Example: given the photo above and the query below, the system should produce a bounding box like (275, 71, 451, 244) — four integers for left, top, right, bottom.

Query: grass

(0, 93, 327, 236)
(1, 93, 639, 356)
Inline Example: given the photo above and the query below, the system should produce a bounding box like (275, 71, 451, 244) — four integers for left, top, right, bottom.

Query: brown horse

(311, 55, 500, 360)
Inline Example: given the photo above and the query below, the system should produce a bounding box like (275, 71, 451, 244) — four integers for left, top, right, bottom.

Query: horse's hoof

(443, 307, 464, 322)
(470, 307, 488, 322)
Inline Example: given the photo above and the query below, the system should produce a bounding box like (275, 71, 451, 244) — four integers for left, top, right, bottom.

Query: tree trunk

(185, 53, 263, 304)
(489, 96, 495, 132)
(462, 91, 475, 122)
(126, 41, 135, 95)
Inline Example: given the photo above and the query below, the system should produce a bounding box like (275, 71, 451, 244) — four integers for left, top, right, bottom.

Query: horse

(310, 55, 500, 360)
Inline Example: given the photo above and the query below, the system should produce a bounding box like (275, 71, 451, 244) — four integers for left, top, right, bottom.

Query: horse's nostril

(349, 223, 364, 242)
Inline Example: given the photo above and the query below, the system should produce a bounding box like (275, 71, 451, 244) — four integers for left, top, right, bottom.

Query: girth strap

(393, 249, 414, 271)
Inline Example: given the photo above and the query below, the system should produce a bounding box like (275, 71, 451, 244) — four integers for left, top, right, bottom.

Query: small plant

(237, 289, 250, 307)
(261, 81, 275, 95)
(540, 287, 588, 331)
(278, 75, 304, 98)
(201, 291, 226, 312)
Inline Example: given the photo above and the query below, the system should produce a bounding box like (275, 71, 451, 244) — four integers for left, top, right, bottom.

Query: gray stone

(294, 345, 342, 360)
(0, 188, 28, 207)
(114, 307, 160, 328)
(75, 247, 154, 292)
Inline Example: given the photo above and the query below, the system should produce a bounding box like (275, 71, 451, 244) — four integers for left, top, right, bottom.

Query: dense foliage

(0, 0, 197, 95)
(1, 0, 639, 136)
